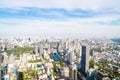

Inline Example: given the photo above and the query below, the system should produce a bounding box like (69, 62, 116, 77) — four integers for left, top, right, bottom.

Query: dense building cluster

(0, 37, 120, 80)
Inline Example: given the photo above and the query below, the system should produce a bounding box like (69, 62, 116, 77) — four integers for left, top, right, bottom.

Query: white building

(61, 67, 69, 77)
(69, 65, 77, 80)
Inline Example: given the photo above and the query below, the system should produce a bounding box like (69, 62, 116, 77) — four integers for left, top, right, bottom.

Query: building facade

(81, 45, 90, 74)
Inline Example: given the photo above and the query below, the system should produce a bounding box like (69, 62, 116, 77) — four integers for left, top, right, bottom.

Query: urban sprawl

(0, 37, 120, 80)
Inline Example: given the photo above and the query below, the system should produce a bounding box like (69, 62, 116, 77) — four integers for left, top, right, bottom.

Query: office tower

(65, 42, 69, 51)
(39, 45, 43, 54)
(35, 46, 38, 55)
(76, 46, 82, 64)
(79, 45, 83, 57)
(56, 42, 60, 52)
(61, 67, 69, 77)
(0, 66, 2, 80)
(90, 49, 93, 57)
(2, 74, 10, 80)
(53, 53, 60, 61)
(0, 54, 3, 64)
(8, 53, 15, 64)
(81, 45, 90, 74)
(74, 44, 82, 64)
(69, 65, 77, 80)
(28, 37, 31, 42)
(68, 50, 74, 65)
(94, 72, 110, 80)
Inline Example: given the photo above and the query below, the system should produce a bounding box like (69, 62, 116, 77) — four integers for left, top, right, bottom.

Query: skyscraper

(0, 66, 2, 80)
(0, 54, 4, 64)
(68, 48, 75, 65)
(35, 46, 38, 55)
(39, 45, 43, 54)
(81, 45, 90, 74)
(69, 65, 77, 80)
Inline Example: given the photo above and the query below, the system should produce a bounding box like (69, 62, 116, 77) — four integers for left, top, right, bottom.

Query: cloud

(0, 0, 120, 10)
(0, 0, 120, 38)
(0, 8, 120, 23)
(0, 18, 120, 38)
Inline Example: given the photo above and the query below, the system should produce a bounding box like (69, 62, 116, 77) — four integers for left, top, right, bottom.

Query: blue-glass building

(37, 64, 42, 68)
(81, 46, 90, 75)
(53, 53, 60, 61)
(13, 68, 18, 74)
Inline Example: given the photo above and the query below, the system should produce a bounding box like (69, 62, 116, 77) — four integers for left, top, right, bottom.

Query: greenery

(0, 51, 3, 53)
(43, 58, 49, 61)
(92, 47, 120, 53)
(89, 59, 94, 68)
(52, 61, 65, 68)
(28, 59, 42, 63)
(53, 71, 58, 77)
(17, 72, 24, 80)
(92, 48, 103, 52)
(5, 47, 34, 57)
(77, 71, 84, 78)
(24, 68, 36, 80)
(52, 61, 65, 77)
(96, 59, 120, 78)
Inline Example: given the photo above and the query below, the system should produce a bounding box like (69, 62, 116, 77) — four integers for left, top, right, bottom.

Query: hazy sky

(0, 0, 120, 38)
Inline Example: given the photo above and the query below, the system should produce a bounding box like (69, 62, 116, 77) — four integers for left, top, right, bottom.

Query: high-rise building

(36, 45, 43, 56)
(53, 53, 60, 61)
(69, 65, 77, 80)
(61, 67, 69, 77)
(68, 49, 74, 65)
(38, 45, 43, 57)
(0, 54, 4, 64)
(79, 45, 82, 58)
(94, 72, 110, 80)
(8, 52, 15, 64)
(0, 66, 2, 80)
(35, 46, 38, 55)
(81, 45, 90, 74)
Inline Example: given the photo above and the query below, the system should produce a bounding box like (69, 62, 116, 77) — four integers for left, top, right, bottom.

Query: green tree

(89, 59, 94, 68)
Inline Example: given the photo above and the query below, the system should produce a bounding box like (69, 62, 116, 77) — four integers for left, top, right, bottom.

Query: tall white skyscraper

(39, 45, 43, 54)
(68, 48, 75, 65)
(35, 46, 38, 55)
(70, 65, 77, 80)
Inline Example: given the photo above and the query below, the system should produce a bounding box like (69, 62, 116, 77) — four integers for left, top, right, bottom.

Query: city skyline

(0, 0, 120, 38)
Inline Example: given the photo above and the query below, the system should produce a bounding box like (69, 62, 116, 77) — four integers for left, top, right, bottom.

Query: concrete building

(39, 45, 43, 55)
(69, 65, 77, 80)
(0, 54, 4, 64)
(94, 72, 110, 80)
(0, 66, 2, 80)
(2, 74, 10, 80)
(61, 67, 69, 77)
(68, 48, 75, 65)
(35, 46, 39, 55)
(81, 45, 90, 74)
(68, 52, 74, 65)
(79, 45, 82, 57)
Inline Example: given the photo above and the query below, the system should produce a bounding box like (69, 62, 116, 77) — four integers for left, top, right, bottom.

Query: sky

(0, 0, 120, 38)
